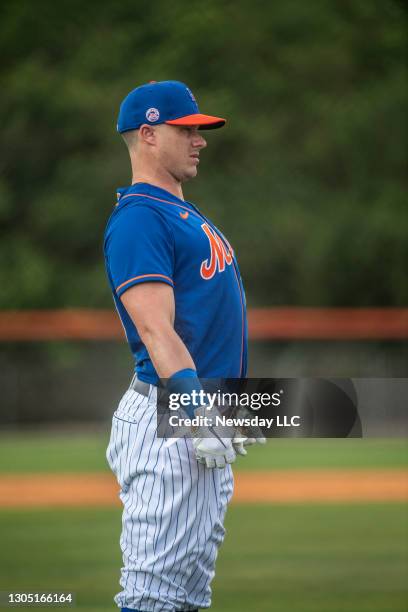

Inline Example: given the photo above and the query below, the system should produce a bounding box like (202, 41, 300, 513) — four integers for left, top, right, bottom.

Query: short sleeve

(106, 205, 175, 297)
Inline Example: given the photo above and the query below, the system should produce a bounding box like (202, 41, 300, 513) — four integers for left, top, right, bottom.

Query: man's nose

(194, 134, 207, 149)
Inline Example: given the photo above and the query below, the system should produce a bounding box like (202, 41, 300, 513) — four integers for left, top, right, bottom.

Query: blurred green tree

(0, 0, 406, 308)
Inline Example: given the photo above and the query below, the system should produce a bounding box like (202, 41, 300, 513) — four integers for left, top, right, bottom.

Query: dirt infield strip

(0, 469, 407, 507)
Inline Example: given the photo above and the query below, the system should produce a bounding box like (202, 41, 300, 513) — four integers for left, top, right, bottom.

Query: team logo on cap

(146, 107, 160, 122)
(186, 87, 196, 103)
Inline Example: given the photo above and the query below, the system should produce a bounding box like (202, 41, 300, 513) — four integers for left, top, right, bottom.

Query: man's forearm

(140, 324, 196, 379)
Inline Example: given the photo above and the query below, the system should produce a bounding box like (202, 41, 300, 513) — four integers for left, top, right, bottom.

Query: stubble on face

(155, 125, 206, 183)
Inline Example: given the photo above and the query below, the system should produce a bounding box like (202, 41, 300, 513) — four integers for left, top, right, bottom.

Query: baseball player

(104, 81, 250, 612)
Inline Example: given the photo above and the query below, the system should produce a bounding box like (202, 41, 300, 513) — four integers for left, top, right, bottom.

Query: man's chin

(180, 167, 198, 182)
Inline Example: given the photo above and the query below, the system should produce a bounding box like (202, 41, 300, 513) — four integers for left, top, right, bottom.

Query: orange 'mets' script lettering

(200, 223, 233, 280)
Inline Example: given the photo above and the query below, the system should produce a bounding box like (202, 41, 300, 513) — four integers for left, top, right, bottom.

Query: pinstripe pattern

(106, 384, 233, 611)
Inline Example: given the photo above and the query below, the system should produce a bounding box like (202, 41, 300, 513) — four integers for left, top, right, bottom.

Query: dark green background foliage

(1, 0, 406, 309)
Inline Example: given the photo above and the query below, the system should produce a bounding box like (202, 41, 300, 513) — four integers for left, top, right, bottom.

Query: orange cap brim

(165, 113, 226, 130)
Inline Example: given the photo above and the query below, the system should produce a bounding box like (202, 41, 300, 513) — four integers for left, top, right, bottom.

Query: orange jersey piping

(116, 273, 174, 293)
(120, 192, 203, 220)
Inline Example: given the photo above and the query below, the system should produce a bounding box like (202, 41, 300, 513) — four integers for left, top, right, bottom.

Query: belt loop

(129, 373, 137, 390)
(129, 374, 152, 397)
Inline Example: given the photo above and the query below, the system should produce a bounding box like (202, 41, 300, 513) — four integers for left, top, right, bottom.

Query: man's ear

(139, 124, 157, 146)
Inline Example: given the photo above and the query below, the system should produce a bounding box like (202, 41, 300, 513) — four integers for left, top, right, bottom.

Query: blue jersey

(103, 182, 247, 385)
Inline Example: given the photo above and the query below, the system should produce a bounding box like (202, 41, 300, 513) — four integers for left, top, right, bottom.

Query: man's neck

(130, 169, 184, 201)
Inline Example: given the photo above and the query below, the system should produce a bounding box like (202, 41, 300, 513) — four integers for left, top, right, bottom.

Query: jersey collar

(116, 182, 194, 210)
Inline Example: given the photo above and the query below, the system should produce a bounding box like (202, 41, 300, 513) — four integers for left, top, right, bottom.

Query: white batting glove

(191, 405, 236, 469)
(193, 435, 236, 468)
(233, 405, 267, 449)
(232, 435, 248, 456)
(232, 432, 267, 456)
(241, 434, 267, 447)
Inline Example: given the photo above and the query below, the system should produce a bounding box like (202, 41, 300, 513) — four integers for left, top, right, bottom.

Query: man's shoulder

(103, 196, 174, 249)
(108, 196, 169, 226)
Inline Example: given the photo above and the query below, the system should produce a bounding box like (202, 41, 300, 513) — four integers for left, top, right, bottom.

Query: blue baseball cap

(117, 80, 226, 133)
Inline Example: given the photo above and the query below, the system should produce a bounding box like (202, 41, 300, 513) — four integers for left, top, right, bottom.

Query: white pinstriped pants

(106, 384, 234, 611)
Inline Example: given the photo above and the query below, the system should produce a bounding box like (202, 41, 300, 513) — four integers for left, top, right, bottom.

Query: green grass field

(0, 434, 407, 611)
(0, 432, 407, 473)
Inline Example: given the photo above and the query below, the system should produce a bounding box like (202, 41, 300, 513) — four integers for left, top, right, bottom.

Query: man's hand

(192, 403, 267, 466)
(232, 405, 267, 449)
(193, 435, 236, 468)
(232, 435, 249, 456)
(232, 432, 267, 456)
(191, 405, 236, 468)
